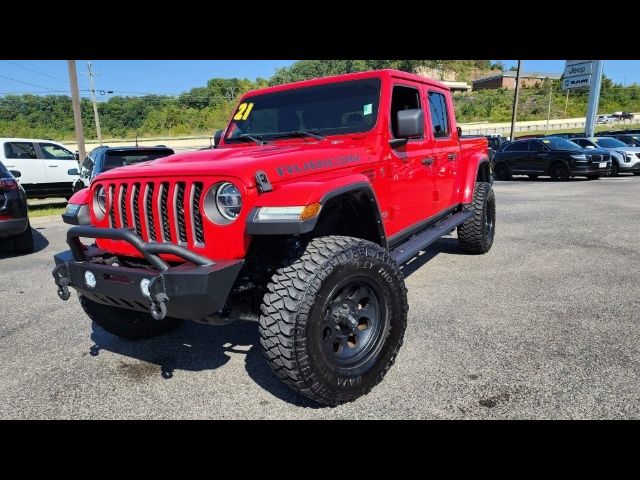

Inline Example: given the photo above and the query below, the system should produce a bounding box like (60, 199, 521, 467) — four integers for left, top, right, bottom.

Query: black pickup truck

(493, 137, 611, 181)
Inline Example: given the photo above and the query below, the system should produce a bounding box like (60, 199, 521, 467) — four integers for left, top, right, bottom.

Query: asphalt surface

(1, 175, 639, 419)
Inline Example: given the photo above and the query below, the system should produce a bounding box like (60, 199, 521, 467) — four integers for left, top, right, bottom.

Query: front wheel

(495, 163, 511, 181)
(609, 162, 619, 177)
(457, 182, 495, 254)
(550, 162, 570, 181)
(259, 236, 408, 406)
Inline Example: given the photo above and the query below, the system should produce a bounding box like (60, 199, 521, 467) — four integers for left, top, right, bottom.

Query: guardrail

(462, 118, 640, 136)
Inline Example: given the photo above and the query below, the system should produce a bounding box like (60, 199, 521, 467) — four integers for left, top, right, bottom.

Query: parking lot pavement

(1, 176, 639, 419)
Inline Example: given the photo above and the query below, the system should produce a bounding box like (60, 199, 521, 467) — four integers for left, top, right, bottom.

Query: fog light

(140, 278, 151, 298)
(84, 271, 97, 289)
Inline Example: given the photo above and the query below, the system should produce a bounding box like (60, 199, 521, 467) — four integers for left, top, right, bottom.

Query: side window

(428, 91, 450, 138)
(390, 85, 422, 138)
(574, 139, 587, 147)
(39, 143, 76, 160)
(4, 142, 37, 159)
(504, 141, 528, 152)
(529, 140, 546, 151)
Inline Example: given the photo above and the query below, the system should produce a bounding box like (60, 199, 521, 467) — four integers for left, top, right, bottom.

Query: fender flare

(246, 180, 386, 244)
(460, 155, 491, 204)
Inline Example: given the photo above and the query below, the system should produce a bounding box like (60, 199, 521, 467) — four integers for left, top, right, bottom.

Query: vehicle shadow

(88, 319, 321, 408)
(0, 227, 49, 259)
(401, 236, 464, 278)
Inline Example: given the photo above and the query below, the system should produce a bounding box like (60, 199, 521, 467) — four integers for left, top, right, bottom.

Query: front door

(386, 83, 436, 238)
(1, 141, 46, 195)
(35, 142, 78, 196)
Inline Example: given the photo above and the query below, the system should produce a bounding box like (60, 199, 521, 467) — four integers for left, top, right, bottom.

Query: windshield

(594, 137, 628, 148)
(225, 78, 381, 141)
(102, 149, 174, 172)
(544, 137, 583, 151)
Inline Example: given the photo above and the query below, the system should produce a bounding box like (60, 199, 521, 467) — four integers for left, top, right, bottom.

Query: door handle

(447, 153, 457, 161)
(422, 157, 435, 166)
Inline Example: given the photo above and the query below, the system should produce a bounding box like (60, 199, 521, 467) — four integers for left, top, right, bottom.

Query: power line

(0, 74, 59, 91)
(2, 60, 70, 84)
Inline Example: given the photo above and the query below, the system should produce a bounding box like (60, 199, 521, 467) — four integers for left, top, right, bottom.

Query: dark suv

(0, 161, 33, 253)
(74, 146, 175, 191)
(493, 137, 611, 181)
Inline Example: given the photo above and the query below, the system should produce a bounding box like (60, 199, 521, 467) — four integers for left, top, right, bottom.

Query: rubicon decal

(276, 154, 362, 176)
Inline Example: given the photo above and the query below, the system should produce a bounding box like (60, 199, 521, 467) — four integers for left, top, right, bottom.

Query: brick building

(472, 71, 561, 91)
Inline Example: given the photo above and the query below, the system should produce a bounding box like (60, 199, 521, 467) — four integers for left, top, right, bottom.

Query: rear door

(503, 141, 529, 173)
(1, 141, 46, 195)
(425, 88, 459, 211)
(527, 140, 550, 173)
(35, 142, 78, 196)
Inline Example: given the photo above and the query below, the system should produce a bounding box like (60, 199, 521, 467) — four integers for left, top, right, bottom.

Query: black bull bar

(52, 226, 244, 321)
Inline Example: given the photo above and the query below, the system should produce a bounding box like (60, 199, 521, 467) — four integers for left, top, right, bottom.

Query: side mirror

(68, 168, 79, 176)
(213, 129, 224, 147)
(9, 170, 21, 178)
(397, 109, 424, 138)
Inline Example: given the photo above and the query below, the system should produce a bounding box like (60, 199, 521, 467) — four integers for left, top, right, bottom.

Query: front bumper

(619, 162, 640, 173)
(570, 164, 611, 176)
(52, 226, 243, 321)
(0, 217, 29, 238)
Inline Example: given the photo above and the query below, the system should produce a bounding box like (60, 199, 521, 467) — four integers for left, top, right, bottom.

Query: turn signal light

(301, 203, 322, 220)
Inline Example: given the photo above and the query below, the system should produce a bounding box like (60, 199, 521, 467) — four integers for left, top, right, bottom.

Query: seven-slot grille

(105, 180, 206, 247)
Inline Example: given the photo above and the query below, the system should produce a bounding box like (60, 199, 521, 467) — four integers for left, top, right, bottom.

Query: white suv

(0, 138, 80, 198)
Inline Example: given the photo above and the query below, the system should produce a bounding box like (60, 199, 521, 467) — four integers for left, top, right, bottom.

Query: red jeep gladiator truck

(53, 69, 494, 405)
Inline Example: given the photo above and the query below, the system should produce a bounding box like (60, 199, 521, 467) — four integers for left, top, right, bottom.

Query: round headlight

(215, 182, 242, 220)
(93, 185, 106, 220)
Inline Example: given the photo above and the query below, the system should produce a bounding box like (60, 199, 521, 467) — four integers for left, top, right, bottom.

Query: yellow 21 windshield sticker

(233, 102, 254, 121)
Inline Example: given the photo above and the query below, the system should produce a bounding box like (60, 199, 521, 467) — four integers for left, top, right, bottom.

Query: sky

(0, 60, 638, 99)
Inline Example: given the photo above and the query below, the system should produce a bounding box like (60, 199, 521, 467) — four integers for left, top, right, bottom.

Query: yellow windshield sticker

(593, 138, 599, 143)
(543, 140, 550, 143)
(233, 102, 254, 121)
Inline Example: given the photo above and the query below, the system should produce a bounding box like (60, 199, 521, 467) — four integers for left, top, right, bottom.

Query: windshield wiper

(271, 130, 326, 141)
(235, 134, 266, 145)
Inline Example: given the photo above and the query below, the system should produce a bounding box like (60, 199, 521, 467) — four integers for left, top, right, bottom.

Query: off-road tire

(258, 236, 408, 406)
(80, 295, 182, 339)
(12, 223, 34, 254)
(495, 163, 511, 181)
(457, 182, 495, 254)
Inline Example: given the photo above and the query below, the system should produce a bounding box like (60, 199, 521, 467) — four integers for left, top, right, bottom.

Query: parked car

(607, 134, 640, 147)
(0, 138, 80, 199)
(74, 146, 175, 191)
(52, 69, 494, 406)
(612, 112, 634, 121)
(0, 160, 33, 253)
(596, 115, 617, 124)
(571, 137, 640, 176)
(493, 137, 611, 181)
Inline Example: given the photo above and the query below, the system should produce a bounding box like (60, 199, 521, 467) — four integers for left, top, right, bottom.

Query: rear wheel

(12, 222, 34, 254)
(549, 162, 570, 181)
(457, 182, 495, 254)
(495, 163, 511, 181)
(80, 295, 183, 339)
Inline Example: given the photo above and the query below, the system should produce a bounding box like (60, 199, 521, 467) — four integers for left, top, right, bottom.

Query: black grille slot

(145, 183, 156, 241)
(192, 182, 205, 244)
(108, 184, 116, 228)
(119, 184, 129, 228)
(176, 182, 187, 243)
(160, 182, 171, 241)
(132, 183, 142, 236)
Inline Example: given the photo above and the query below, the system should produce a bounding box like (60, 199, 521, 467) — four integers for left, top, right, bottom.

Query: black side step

(390, 210, 473, 265)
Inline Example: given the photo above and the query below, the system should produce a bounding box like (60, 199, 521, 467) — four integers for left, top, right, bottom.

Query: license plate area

(599, 162, 607, 168)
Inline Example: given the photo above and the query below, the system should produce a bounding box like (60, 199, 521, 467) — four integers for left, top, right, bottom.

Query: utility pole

(564, 90, 570, 118)
(509, 60, 523, 141)
(87, 62, 103, 145)
(67, 60, 86, 163)
(546, 80, 553, 132)
(584, 60, 604, 137)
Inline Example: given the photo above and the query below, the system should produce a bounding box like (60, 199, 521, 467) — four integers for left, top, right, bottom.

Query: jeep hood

(94, 141, 372, 188)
